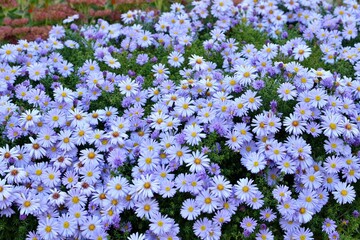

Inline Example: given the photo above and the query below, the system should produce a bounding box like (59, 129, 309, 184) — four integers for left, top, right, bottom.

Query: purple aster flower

(128, 70, 136, 77)
(252, 80, 265, 90)
(135, 75, 144, 85)
(175, 133, 186, 145)
(353, 210, 359, 218)
(270, 100, 278, 113)
(136, 54, 149, 65)
(70, 23, 78, 31)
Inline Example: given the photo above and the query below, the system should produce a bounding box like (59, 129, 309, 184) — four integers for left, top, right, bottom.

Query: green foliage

(0, 214, 37, 240)
(229, 23, 268, 50)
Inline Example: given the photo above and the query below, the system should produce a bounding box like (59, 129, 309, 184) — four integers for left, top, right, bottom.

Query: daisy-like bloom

(27, 63, 46, 81)
(321, 111, 343, 138)
(235, 65, 257, 86)
(248, 191, 264, 210)
(332, 182, 356, 204)
(293, 44, 311, 61)
(79, 148, 103, 167)
(322, 218, 337, 235)
(196, 190, 221, 214)
(106, 176, 130, 199)
(149, 212, 173, 236)
(241, 151, 266, 174)
(183, 150, 210, 173)
(193, 217, 212, 239)
(135, 198, 159, 219)
(48, 189, 67, 206)
(296, 202, 314, 224)
(118, 78, 139, 97)
(19, 109, 41, 129)
(58, 213, 77, 238)
(128, 232, 145, 240)
(234, 178, 258, 202)
(69, 108, 88, 128)
(341, 118, 359, 139)
(16, 192, 40, 215)
(138, 30, 153, 48)
(209, 175, 232, 199)
(167, 144, 191, 166)
(0, 43, 17, 62)
(298, 189, 319, 210)
(0, 179, 13, 201)
(57, 130, 76, 152)
(138, 150, 160, 172)
(80, 215, 103, 239)
(159, 179, 176, 198)
(309, 88, 328, 109)
(168, 51, 184, 67)
(45, 109, 66, 128)
(260, 208, 276, 222)
(180, 198, 201, 220)
(277, 82, 297, 101)
(131, 174, 160, 200)
(174, 97, 196, 117)
(255, 229, 274, 240)
(301, 169, 323, 190)
(184, 124, 206, 146)
(240, 216, 257, 233)
(152, 63, 169, 79)
(292, 227, 314, 240)
(4, 166, 27, 184)
(284, 113, 306, 135)
(41, 167, 61, 188)
(241, 90, 262, 111)
(54, 85, 75, 103)
(272, 185, 291, 202)
(104, 55, 121, 69)
(66, 188, 87, 208)
(189, 54, 208, 71)
(37, 217, 60, 240)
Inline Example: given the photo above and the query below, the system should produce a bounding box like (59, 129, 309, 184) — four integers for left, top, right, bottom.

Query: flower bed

(0, 0, 360, 239)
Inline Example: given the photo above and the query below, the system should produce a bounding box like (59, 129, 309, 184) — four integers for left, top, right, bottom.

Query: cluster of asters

(0, 0, 360, 239)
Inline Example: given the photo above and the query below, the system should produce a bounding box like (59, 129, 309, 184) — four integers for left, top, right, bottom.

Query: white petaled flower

(189, 54, 208, 71)
(63, 14, 79, 24)
(293, 44, 311, 61)
(332, 182, 356, 204)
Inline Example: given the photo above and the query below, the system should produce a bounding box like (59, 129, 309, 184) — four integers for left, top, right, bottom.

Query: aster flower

(149, 213, 173, 236)
(235, 65, 257, 86)
(241, 151, 266, 174)
(235, 178, 258, 202)
(80, 215, 103, 239)
(135, 198, 159, 219)
(118, 78, 139, 97)
(183, 150, 210, 173)
(4, 166, 27, 184)
(37, 217, 60, 240)
(277, 82, 297, 101)
(193, 218, 212, 239)
(168, 51, 184, 67)
(260, 208, 276, 222)
(240, 216, 257, 233)
(321, 111, 343, 138)
(184, 124, 206, 146)
(332, 182, 356, 204)
(196, 190, 221, 214)
(27, 63, 46, 81)
(189, 54, 208, 71)
(293, 227, 314, 240)
(131, 174, 160, 200)
(293, 44, 311, 61)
